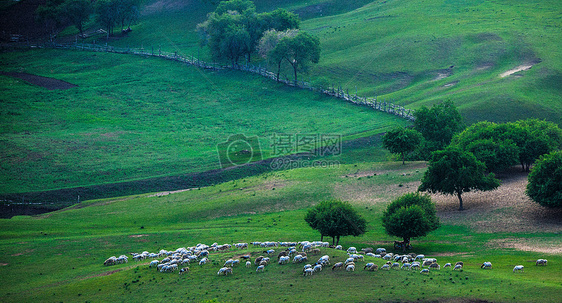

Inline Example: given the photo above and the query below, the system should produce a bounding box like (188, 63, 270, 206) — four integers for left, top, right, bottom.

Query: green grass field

(1, 0, 561, 302)
(0, 49, 407, 195)
(1, 162, 560, 302)
(95, 0, 562, 125)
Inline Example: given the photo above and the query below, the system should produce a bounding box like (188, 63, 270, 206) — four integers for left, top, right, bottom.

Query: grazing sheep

(346, 264, 355, 271)
(453, 264, 463, 271)
(381, 264, 390, 271)
(536, 259, 547, 266)
(332, 262, 344, 270)
(375, 248, 386, 254)
(335, 245, 343, 250)
(513, 265, 524, 273)
(455, 261, 464, 267)
(422, 260, 434, 267)
(420, 269, 429, 274)
(364, 263, 375, 270)
(361, 248, 374, 254)
(414, 254, 425, 261)
(149, 260, 159, 268)
(303, 268, 314, 276)
(410, 262, 420, 270)
(256, 265, 265, 273)
(217, 267, 232, 276)
(401, 263, 412, 270)
(391, 262, 400, 269)
(481, 262, 492, 269)
(365, 253, 376, 258)
(279, 256, 290, 265)
(444, 263, 452, 268)
(179, 267, 190, 275)
(264, 249, 275, 255)
(255, 256, 264, 265)
(240, 255, 251, 260)
(366, 263, 379, 271)
(345, 258, 355, 265)
(429, 263, 440, 270)
(246, 261, 252, 267)
(311, 248, 321, 255)
(104, 257, 117, 266)
(313, 264, 323, 272)
(199, 257, 208, 265)
(347, 247, 357, 254)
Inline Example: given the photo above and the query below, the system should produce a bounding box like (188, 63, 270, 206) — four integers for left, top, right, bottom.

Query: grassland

(0, 49, 407, 195)
(1, 162, 561, 302)
(101, 0, 562, 125)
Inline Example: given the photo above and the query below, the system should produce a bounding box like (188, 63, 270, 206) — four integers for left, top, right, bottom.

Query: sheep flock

(104, 241, 548, 278)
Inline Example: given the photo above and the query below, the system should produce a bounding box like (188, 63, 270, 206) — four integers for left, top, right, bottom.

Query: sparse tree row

(36, 0, 141, 40)
(197, 0, 320, 83)
(382, 101, 562, 210)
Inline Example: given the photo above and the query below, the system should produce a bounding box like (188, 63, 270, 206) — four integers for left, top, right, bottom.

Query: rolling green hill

(104, 0, 562, 124)
(0, 49, 407, 195)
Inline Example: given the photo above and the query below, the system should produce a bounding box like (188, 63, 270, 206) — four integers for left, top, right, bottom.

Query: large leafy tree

(526, 151, 562, 208)
(198, 1, 299, 64)
(61, 0, 93, 37)
(265, 30, 320, 84)
(419, 147, 501, 210)
(382, 127, 423, 165)
(304, 200, 367, 246)
(413, 100, 464, 156)
(35, 0, 66, 41)
(382, 192, 440, 251)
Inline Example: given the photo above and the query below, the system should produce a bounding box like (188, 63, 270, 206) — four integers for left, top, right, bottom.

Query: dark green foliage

(526, 151, 562, 208)
(418, 147, 500, 210)
(413, 101, 464, 156)
(452, 119, 562, 172)
(198, 1, 300, 64)
(61, 0, 92, 37)
(382, 127, 423, 165)
(304, 200, 367, 245)
(382, 192, 439, 249)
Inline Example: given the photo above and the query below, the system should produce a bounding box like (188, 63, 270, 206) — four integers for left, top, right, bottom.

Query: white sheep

(179, 267, 189, 275)
(347, 247, 357, 254)
(346, 264, 355, 271)
(420, 268, 429, 274)
(303, 268, 314, 276)
(199, 257, 208, 265)
(246, 261, 251, 267)
(149, 260, 159, 268)
(381, 264, 390, 270)
(453, 264, 463, 271)
(256, 265, 265, 273)
(536, 259, 547, 266)
(444, 263, 452, 268)
(481, 262, 492, 269)
(313, 264, 323, 272)
(332, 262, 344, 270)
(513, 265, 524, 273)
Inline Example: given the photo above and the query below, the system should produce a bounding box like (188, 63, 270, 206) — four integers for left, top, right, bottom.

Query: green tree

(382, 192, 440, 251)
(418, 147, 500, 210)
(526, 151, 562, 208)
(115, 0, 140, 32)
(95, 0, 118, 38)
(304, 200, 367, 246)
(514, 119, 562, 171)
(35, 0, 66, 41)
(260, 8, 300, 31)
(271, 31, 320, 84)
(61, 0, 93, 37)
(413, 100, 464, 156)
(382, 127, 423, 165)
(258, 29, 298, 81)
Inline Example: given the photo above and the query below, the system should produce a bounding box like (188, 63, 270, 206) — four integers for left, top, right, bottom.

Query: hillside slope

(107, 0, 562, 124)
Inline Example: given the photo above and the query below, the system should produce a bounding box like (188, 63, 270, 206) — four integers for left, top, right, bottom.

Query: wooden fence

(47, 42, 415, 121)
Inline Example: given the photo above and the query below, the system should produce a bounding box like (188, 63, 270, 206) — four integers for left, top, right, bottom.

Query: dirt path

(499, 63, 535, 78)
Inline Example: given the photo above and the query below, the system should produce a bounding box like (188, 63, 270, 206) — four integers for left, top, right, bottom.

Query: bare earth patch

(1, 71, 78, 90)
(148, 189, 192, 197)
(499, 63, 536, 78)
(432, 169, 562, 233)
(489, 238, 562, 255)
(129, 234, 148, 238)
